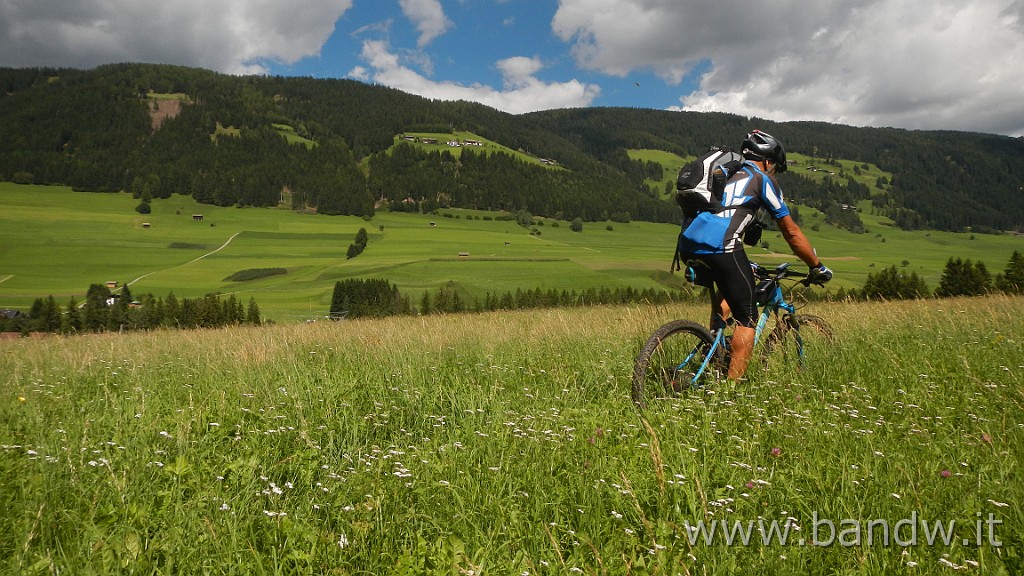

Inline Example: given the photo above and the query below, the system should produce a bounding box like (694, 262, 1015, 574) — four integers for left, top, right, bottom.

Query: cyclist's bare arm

(776, 215, 821, 268)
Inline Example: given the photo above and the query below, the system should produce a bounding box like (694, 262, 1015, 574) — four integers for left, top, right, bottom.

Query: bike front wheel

(632, 320, 720, 409)
(763, 313, 834, 365)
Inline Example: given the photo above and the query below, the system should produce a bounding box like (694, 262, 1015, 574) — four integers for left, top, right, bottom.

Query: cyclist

(678, 130, 832, 380)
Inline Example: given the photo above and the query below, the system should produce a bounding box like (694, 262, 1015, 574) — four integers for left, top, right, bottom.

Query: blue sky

(2, 0, 1024, 136)
(259, 1, 703, 113)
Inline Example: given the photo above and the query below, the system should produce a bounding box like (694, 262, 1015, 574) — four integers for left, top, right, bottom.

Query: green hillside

(2, 183, 1020, 322)
(626, 148, 689, 197)
(2, 64, 1024, 232)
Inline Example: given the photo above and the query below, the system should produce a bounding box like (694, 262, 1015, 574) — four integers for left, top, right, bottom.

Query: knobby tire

(632, 320, 720, 409)
(763, 313, 834, 361)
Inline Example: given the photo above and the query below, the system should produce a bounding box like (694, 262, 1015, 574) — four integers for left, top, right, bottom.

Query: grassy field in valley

(1, 183, 1021, 323)
(1, 296, 1022, 574)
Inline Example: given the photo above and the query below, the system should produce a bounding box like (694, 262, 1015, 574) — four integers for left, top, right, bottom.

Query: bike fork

(792, 323, 808, 365)
(685, 328, 727, 387)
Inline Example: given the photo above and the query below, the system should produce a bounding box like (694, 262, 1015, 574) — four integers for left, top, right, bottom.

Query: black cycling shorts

(690, 251, 757, 328)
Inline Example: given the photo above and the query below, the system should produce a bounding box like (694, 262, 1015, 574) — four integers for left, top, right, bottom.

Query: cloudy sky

(2, 0, 1023, 136)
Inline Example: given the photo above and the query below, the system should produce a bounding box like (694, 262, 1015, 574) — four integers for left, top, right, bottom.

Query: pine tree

(65, 296, 82, 333)
(82, 283, 111, 332)
(27, 298, 45, 332)
(937, 258, 990, 297)
(862, 265, 929, 300)
(41, 295, 62, 333)
(164, 292, 181, 328)
(107, 289, 130, 332)
(973, 261, 993, 294)
(997, 251, 1024, 294)
(135, 190, 152, 214)
(246, 298, 261, 325)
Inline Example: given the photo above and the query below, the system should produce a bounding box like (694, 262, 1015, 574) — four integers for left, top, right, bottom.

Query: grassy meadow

(1, 183, 1021, 323)
(626, 149, 895, 200)
(389, 132, 556, 168)
(1, 296, 1022, 574)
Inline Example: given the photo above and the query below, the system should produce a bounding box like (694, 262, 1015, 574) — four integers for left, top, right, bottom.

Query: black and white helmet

(741, 130, 787, 173)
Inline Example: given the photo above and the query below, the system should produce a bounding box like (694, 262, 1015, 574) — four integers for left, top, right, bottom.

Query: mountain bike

(632, 262, 834, 409)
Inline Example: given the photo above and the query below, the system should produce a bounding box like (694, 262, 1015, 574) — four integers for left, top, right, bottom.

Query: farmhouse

(193, 214, 204, 221)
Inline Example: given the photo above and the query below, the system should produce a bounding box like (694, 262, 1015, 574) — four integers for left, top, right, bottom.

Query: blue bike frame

(681, 265, 804, 387)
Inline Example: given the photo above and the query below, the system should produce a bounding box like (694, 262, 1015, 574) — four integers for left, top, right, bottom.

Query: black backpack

(671, 147, 752, 275)
(675, 146, 744, 219)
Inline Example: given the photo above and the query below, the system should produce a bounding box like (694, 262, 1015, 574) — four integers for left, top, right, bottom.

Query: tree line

(0, 283, 263, 335)
(328, 252, 1024, 321)
(845, 251, 1024, 301)
(428, 284, 698, 314)
(6, 251, 1021, 335)
(329, 278, 704, 320)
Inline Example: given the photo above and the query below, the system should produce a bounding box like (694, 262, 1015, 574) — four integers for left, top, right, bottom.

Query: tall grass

(1, 297, 1022, 574)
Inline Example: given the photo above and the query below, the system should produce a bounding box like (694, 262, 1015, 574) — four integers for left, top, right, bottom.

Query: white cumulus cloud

(0, 0, 353, 74)
(351, 40, 600, 114)
(552, 0, 1024, 135)
(398, 0, 453, 47)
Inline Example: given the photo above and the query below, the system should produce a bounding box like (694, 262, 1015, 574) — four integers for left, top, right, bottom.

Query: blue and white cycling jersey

(679, 162, 790, 255)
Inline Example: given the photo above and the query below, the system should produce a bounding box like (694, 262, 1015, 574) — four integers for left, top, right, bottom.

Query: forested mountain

(2, 63, 1022, 231)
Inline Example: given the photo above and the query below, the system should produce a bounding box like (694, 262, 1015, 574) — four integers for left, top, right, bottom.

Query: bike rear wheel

(632, 320, 720, 409)
(763, 313, 834, 365)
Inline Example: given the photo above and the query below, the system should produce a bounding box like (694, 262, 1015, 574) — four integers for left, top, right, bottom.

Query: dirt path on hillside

(126, 232, 241, 287)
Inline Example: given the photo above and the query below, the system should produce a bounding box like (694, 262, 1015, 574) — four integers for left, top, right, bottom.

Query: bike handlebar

(752, 262, 827, 287)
